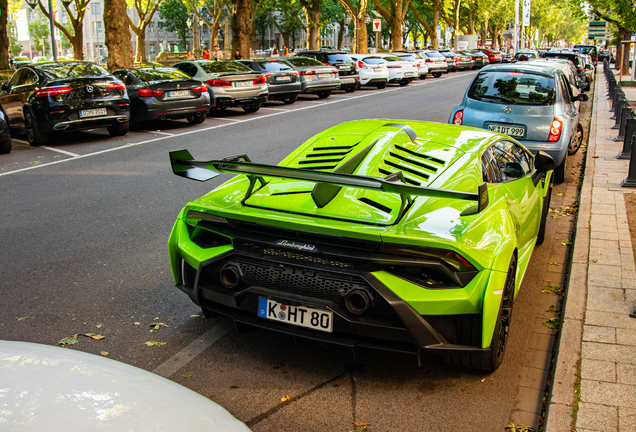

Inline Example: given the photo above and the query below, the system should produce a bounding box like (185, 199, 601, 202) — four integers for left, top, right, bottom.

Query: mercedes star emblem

(503, 106, 511, 114)
(86, 85, 94, 93)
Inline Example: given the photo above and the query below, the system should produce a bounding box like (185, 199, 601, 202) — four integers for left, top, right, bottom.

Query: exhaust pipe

(160, 116, 166, 121)
(53, 124, 69, 131)
(219, 263, 242, 289)
(344, 289, 372, 315)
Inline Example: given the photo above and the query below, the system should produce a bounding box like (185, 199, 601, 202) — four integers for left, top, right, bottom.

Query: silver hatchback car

(173, 60, 268, 113)
(449, 63, 588, 183)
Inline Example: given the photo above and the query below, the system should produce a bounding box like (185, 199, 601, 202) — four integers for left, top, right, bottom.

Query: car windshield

(326, 54, 353, 62)
(574, 46, 596, 55)
(285, 57, 325, 67)
(258, 61, 293, 71)
(38, 62, 111, 79)
(134, 67, 191, 81)
(468, 71, 556, 106)
(424, 52, 444, 58)
(359, 57, 385, 64)
(397, 55, 416, 61)
(198, 61, 252, 73)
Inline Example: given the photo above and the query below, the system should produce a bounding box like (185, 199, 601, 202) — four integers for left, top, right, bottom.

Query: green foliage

(158, 0, 191, 50)
(28, 11, 51, 55)
(8, 22, 22, 56)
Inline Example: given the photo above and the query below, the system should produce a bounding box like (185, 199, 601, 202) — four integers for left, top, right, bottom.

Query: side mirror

(578, 93, 589, 102)
(1, 82, 8, 92)
(535, 151, 555, 174)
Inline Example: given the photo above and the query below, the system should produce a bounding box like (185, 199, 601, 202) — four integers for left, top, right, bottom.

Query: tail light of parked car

(292, 71, 299, 76)
(387, 65, 402, 69)
(192, 84, 207, 93)
(207, 79, 232, 87)
(452, 110, 463, 125)
(36, 85, 72, 97)
(548, 119, 562, 142)
(301, 70, 316, 76)
(105, 82, 126, 90)
(357, 60, 366, 69)
(137, 88, 162, 97)
(253, 76, 266, 84)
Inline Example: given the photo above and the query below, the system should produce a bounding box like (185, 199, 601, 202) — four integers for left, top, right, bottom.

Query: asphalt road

(0, 71, 562, 431)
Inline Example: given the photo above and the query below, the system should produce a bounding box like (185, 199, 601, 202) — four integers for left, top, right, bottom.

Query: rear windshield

(198, 61, 252, 73)
(423, 51, 444, 58)
(39, 62, 111, 80)
(396, 55, 416, 61)
(257, 61, 293, 72)
(326, 53, 353, 62)
(543, 52, 581, 66)
(134, 67, 191, 81)
(468, 71, 556, 106)
(286, 57, 325, 67)
(574, 45, 596, 56)
(382, 56, 403, 62)
(359, 57, 385, 65)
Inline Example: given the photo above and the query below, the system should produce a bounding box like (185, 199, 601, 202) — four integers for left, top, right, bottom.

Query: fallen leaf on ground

(281, 395, 290, 402)
(191, 315, 201, 318)
(548, 262, 559, 266)
(84, 333, 105, 340)
(353, 422, 371, 427)
(561, 240, 572, 246)
(16, 317, 30, 321)
(543, 318, 560, 329)
(101, 351, 109, 357)
(541, 285, 562, 295)
(59, 334, 79, 345)
(591, 259, 598, 263)
(144, 341, 166, 347)
(96, 324, 102, 329)
(149, 322, 168, 330)
(133, 322, 140, 325)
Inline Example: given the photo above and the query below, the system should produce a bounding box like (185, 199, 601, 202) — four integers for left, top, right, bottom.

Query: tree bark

(372, 0, 410, 51)
(231, 0, 251, 59)
(337, 0, 368, 54)
(104, 0, 134, 71)
(0, 0, 9, 69)
(300, 0, 321, 50)
(136, 30, 147, 62)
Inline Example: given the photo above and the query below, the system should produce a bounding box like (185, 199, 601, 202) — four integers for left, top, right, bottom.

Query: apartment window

(149, 22, 155, 33)
(149, 44, 156, 55)
(91, 3, 101, 16)
(93, 21, 102, 34)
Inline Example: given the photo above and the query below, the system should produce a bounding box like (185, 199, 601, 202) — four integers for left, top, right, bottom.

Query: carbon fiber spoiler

(169, 149, 489, 214)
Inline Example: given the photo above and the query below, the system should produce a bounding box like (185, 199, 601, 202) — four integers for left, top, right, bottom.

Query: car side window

(481, 148, 503, 183)
(18, 70, 37, 86)
(559, 74, 572, 105)
(490, 140, 532, 181)
(8, 70, 23, 87)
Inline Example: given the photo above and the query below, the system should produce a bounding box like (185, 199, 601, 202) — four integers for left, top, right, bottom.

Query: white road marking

(12, 139, 30, 145)
(212, 117, 242, 122)
(148, 131, 174, 136)
(0, 72, 472, 178)
(152, 318, 233, 378)
(259, 106, 292, 111)
(41, 146, 80, 157)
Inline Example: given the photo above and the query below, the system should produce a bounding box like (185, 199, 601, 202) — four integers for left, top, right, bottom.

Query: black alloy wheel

(316, 90, 331, 99)
(433, 72, 443, 78)
(376, 82, 387, 89)
(24, 109, 48, 147)
(242, 102, 261, 113)
(187, 113, 206, 124)
(568, 123, 584, 155)
(107, 121, 129, 137)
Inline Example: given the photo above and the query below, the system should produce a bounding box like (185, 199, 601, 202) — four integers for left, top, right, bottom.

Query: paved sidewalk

(546, 67, 636, 431)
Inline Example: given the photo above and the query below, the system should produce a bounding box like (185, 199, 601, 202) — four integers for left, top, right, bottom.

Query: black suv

(294, 50, 359, 92)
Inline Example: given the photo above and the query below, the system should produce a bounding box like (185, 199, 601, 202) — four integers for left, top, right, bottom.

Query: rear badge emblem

(503, 106, 511, 114)
(86, 85, 93, 93)
(275, 239, 318, 253)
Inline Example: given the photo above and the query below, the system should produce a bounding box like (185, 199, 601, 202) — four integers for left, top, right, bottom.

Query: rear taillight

(301, 70, 315, 76)
(357, 60, 365, 69)
(106, 82, 126, 90)
(253, 76, 266, 84)
(36, 85, 72, 97)
(387, 65, 402, 69)
(323, 62, 330, 65)
(425, 59, 433, 63)
(207, 78, 232, 87)
(548, 119, 562, 141)
(262, 73, 272, 78)
(452, 110, 463, 125)
(377, 244, 475, 271)
(192, 84, 207, 93)
(292, 71, 299, 76)
(136, 88, 162, 97)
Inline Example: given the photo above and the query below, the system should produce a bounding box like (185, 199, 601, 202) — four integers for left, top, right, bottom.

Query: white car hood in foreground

(0, 340, 251, 432)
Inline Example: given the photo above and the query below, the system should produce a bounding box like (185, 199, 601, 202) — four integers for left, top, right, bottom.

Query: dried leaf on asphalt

(591, 258, 598, 263)
(59, 334, 79, 345)
(149, 322, 168, 330)
(16, 317, 30, 321)
(543, 318, 560, 329)
(100, 351, 109, 357)
(96, 324, 102, 329)
(353, 422, 371, 427)
(561, 240, 572, 246)
(548, 262, 559, 266)
(133, 322, 140, 325)
(555, 193, 564, 196)
(144, 341, 166, 347)
(84, 333, 105, 340)
(280, 395, 290, 402)
(190, 315, 201, 318)
(541, 286, 562, 295)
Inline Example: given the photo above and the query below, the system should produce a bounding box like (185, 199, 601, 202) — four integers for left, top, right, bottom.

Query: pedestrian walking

(213, 45, 222, 61)
(203, 48, 210, 59)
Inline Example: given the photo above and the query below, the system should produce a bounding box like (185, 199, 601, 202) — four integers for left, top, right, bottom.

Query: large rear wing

(169, 150, 489, 214)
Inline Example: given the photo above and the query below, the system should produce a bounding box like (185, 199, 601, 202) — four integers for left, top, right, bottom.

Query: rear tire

(537, 186, 552, 245)
(0, 137, 11, 154)
(107, 121, 129, 137)
(283, 95, 298, 104)
(316, 90, 331, 99)
(344, 85, 356, 93)
(398, 79, 409, 86)
(186, 113, 206, 124)
(568, 123, 583, 155)
(433, 72, 443, 78)
(128, 118, 141, 131)
(553, 153, 567, 184)
(443, 255, 516, 372)
(25, 109, 48, 147)
(376, 82, 387, 89)
(242, 102, 261, 113)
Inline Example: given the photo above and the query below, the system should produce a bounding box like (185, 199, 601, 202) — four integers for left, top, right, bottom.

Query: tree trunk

(104, 0, 134, 71)
(337, 22, 344, 49)
(481, 17, 488, 47)
(357, 15, 369, 53)
(467, 10, 474, 34)
(389, 18, 402, 50)
(231, 0, 251, 59)
(302, 2, 321, 50)
(431, 8, 439, 48)
(72, 35, 84, 61)
(0, 0, 9, 69)
(136, 30, 147, 62)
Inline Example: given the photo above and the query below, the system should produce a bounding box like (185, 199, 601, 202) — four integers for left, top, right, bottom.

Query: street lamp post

(343, 12, 371, 54)
(25, 0, 58, 61)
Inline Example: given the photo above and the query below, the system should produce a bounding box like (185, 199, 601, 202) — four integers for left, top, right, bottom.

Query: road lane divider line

(148, 131, 174, 136)
(41, 146, 80, 157)
(0, 71, 475, 178)
(212, 117, 242, 122)
(152, 318, 233, 378)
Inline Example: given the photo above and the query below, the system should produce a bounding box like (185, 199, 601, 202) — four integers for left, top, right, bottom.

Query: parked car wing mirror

(578, 94, 589, 102)
(535, 151, 555, 174)
(1, 83, 9, 92)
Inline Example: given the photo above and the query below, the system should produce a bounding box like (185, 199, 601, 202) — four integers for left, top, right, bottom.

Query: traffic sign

(373, 19, 381, 32)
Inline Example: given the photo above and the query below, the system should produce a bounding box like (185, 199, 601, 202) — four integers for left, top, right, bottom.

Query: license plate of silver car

(487, 124, 526, 138)
(167, 90, 190, 98)
(257, 297, 333, 333)
(233, 81, 252, 88)
(79, 108, 107, 118)
(275, 76, 291, 82)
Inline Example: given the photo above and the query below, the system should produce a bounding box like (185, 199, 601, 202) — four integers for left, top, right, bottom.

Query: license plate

(373, 68, 382, 72)
(275, 76, 291, 82)
(233, 81, 252, 88)
(79, 108, 107, 118)
(317, 74, 331, 79)
(257, 297, 333, 333)
(405, 72, 415, 76)
(340, 78, 355, 84)
(167, 90, 190, 98)
(338, 65, 349, 70)
(487, 124, 526, 137)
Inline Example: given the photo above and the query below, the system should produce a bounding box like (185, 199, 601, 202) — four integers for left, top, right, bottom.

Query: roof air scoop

(311, 142, 376, 208)
(382, 123, 417, 142)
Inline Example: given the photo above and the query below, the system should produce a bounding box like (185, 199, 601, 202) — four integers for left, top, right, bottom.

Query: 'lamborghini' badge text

(275, 240, 318, 252)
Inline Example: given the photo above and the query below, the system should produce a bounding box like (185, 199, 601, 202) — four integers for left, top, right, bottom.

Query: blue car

(449, 63, 588, 183)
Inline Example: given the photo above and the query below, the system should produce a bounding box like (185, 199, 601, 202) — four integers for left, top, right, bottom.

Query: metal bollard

(615, 106, 635, 141)
(609, 75, 616, 99)
(621, 133, 636, 187)
(618, 117, 636, 159)
(611, 89, 624, 113)
(612, 98, 626, 125)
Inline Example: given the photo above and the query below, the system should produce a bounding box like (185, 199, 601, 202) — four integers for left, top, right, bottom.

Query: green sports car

(168, 119, 555, 372)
